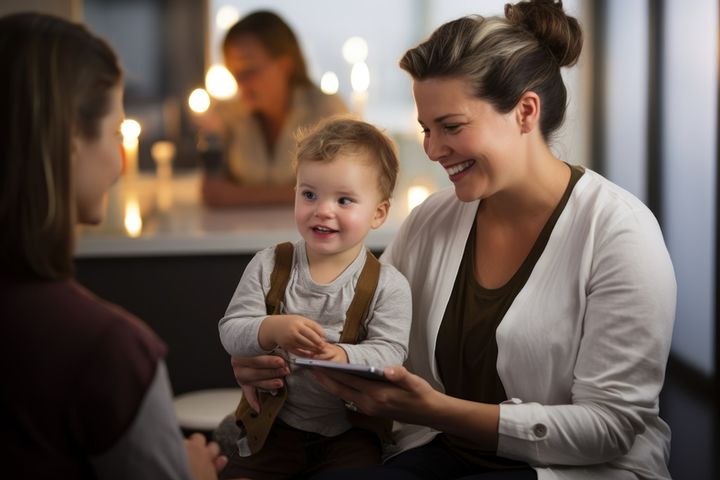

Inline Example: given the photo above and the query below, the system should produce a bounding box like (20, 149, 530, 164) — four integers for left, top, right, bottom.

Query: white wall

(603, 0, 649, 202)
(84, 2, 162, 97)
(661, 0, 718, 376)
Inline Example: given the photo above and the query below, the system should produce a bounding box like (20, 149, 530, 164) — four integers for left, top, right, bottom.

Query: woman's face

(413, 77, 522, 203)
(72, 84, 124, 225)
(225, 35, 292, 113)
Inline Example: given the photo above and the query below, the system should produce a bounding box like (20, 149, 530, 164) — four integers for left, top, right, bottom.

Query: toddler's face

(294, 152, 389, 263)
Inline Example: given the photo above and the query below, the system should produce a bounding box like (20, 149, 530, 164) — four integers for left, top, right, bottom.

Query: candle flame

(342, 37, 368, 64)
(205, 65, 237, 100)
(320, 71, 339, 95)
(121, 119, 141, 142)
(188, 88, 211, 113)
(124, 197, 143, 238)
(216, 6, 240, 30)
(351, 62, 370, 93)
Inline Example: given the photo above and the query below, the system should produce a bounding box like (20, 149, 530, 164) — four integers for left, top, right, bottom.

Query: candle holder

(152, 140, 176, 212)
(350, 62, 370, 118)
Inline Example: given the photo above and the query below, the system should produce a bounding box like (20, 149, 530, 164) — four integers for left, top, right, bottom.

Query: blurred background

(3, 1, 718, 478)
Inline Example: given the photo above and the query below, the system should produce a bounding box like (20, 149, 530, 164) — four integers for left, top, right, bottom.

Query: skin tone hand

(235, 317, 347, 413)
(231, 355, 290, 413)
(184, 433, 228, 480)
(258, 314, 327, 357)
(238, 345, 345, 414)
(312, 365, 501, 451)
(311, 343, 348, 362)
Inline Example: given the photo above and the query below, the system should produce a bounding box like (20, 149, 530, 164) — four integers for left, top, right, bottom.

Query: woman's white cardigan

(381, 169, 676, 480)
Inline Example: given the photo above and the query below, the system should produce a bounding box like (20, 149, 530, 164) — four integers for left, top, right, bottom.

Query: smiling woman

(414, 77, 525, 204)
(229, 2, 677, 480)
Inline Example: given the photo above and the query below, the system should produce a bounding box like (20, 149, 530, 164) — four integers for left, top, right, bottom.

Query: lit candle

(121, 119, 142, 178)
(343, 36, 370, 118)
(102, 180, 125, 233)
(205, 65, 237, 100)
(151, 141, 176, 178)
(342, 36, 368, 64)
(350, 61, 370, 118)
(188, 88, 211, 114)
(215, 5, 240, 30)
(124, 195, 143, 238)
(320, 71, 339, 95)
(151, 140, 176, 211)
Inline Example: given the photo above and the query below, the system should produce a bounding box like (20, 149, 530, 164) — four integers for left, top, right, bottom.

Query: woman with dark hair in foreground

(0, 12, 226, 479)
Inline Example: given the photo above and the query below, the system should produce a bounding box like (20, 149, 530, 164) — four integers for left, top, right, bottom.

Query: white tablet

(293, 358, 389, 382)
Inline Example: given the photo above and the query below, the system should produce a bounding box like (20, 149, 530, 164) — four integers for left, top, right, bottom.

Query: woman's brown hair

(0, 13, 122, 280)
(399, 0, 582, 141)
(223, 10, 311, 87)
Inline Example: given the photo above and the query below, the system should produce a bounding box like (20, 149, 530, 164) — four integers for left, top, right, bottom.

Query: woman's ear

(516, 91, 541, 134)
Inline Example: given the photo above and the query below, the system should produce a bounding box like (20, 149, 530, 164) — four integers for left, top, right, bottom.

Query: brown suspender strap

(339, 251, 394, 444)
(265, 241, 294, 315)
(339, 249, 381, 344)
(234, 242, 294, 455)
(235, 245, 391, 454)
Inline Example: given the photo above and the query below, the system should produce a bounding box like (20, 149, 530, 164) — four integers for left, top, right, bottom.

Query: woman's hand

(314, 365, 500, 449)
(230, 354, 290, 388)
(312, 365, 439, 424)
(230, 355, 290, 412)
(184, 433, 228, 480)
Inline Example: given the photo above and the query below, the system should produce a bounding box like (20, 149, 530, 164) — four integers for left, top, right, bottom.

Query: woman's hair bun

(505, 0, 583, 67)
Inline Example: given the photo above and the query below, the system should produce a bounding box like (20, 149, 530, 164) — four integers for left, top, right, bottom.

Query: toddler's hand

(260, 315, 326, 357)
(312, 343, 348, 362)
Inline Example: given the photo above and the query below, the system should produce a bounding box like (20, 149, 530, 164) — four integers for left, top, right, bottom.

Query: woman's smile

(444, 159, 476, 182)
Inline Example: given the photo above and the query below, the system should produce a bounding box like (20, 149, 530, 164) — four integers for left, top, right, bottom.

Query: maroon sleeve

(68, 300, 167, 455)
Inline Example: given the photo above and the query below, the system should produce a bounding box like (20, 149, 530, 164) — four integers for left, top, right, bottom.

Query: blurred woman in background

(200, 10, 348, 207)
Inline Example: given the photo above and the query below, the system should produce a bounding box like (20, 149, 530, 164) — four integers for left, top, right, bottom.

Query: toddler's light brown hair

(295, 116, 399, 201)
